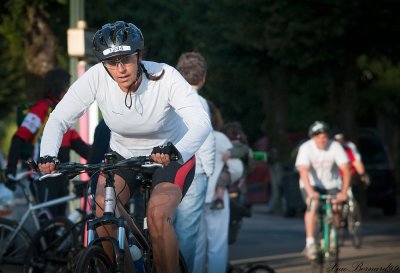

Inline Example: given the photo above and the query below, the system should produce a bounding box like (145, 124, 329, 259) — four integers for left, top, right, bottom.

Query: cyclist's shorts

(112, 151, 196, 198)
(300, 187, 340, 203)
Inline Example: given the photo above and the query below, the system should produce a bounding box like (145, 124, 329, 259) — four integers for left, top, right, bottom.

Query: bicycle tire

(23, 217, 80, 273)
(75, 245, 114, 273)
(348, 200, 362, 248)
(325, 223, 339, 272)
(245, 264, 276, 273)
(316, 222, 338, 273)
(0, 217, 32, 265)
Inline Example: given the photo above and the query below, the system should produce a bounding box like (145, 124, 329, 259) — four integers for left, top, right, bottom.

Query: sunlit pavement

(1, 196, 399, 273)
(229, 201, 400, 273)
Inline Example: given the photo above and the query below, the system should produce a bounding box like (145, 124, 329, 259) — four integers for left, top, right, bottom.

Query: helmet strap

(125, 63, 143, 109)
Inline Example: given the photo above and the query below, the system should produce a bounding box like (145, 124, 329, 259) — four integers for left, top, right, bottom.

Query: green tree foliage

(0, 0, 69, 154)
(1, 0, 400, 165)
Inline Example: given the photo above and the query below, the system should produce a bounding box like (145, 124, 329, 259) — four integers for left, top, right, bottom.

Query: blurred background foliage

(0, 0, 400, 174)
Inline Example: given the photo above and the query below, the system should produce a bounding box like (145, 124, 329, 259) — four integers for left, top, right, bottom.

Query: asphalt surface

(229, 201, 400, 273)
(1, 195, 399, 273)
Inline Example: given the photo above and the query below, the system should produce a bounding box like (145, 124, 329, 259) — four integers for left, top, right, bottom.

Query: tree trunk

(259, 65, 290, 162)
(23, 5, 57, 101)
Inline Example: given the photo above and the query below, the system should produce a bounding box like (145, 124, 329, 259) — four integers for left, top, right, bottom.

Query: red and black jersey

(340, 144, 356, 177)
(7, 98, 89, 174)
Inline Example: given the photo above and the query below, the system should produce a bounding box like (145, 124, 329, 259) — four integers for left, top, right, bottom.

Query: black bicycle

(339, 189, 362, 248)
(37, 152, 188, 273)
(22, 178, 93, 273)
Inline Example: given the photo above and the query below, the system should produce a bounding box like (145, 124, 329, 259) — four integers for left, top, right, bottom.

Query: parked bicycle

(22, 174, 93, 272)
(0, 170, 88, 267)
(38, 152, 188, 273)
(339, 188, 362, 248)
(310, 194, 340, 273)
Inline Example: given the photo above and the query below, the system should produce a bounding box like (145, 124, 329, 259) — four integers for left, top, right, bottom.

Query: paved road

(1, 197, 399, 273)
(229, 203, 400, 273)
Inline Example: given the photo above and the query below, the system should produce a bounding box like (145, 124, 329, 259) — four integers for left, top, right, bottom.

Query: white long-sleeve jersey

(40, 61, 212, 163)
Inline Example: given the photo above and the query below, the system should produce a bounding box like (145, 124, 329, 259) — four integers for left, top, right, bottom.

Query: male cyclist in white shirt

(295, 121, 351, 260)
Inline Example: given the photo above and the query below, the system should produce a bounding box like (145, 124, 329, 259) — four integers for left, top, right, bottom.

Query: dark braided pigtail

(140, 63, 165, 81)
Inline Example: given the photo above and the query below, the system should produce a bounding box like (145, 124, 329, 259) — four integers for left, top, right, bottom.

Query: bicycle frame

(85, 169, 154, 272)
(318, 194, 335, 257)
(313, 193, 340, 273)
(38, 150, 188, 273)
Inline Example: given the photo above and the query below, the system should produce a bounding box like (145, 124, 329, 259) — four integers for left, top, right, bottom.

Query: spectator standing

(174, 51, 215, 272)
(6, 68, 89, 217)
(87, 118, 111, 165)
(211, 121, 250, 210)
(193, 101, 243, 273)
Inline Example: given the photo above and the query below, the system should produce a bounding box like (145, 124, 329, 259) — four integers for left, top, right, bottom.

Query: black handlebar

(28, 155, 161, 181)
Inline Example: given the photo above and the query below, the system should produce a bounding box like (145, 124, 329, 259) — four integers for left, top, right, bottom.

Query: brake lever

(39, 173, 64, 181)
(27, 159, 40, 172)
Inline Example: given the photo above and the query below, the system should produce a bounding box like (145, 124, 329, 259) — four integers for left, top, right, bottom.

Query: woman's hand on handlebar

(151, 153, 172, 165)
(151, 142, 181, 165)
(38, 155, 60, 174)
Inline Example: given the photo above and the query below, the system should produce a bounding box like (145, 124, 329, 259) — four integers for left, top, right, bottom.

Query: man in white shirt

(173, 52, 215, 273)
(295, 121, 351, 260)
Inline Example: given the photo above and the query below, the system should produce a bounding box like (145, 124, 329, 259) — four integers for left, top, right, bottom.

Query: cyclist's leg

(149, 156, 195, 273)
(148, 182, 182, 273)
(301, 188, 318, 247)
(173, 172, 208, 272)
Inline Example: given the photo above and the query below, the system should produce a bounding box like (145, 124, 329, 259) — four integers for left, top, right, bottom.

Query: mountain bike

(0, 170, 88, 267)
(311, 194, 340, 273)
(339, 188, 362, 248)
(22, 174, 93, 272)
(39, 152, 188, 273)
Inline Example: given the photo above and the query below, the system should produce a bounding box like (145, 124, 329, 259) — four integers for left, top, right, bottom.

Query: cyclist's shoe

(303, 243, 318, 261)
(210, 198, 224, 210)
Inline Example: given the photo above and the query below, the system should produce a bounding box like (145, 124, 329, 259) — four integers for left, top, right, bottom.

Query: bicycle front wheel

(23, 217, 80, 273)
(348, 201, 362, 248)
(75, 245, 114, 273)
(327, 224, 339, 269)
(0, 217, 32, 264)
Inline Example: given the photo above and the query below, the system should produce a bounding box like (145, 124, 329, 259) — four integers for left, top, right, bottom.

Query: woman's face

(103, 53, 140, 92)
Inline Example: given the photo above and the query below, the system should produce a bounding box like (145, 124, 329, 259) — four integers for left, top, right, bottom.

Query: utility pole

(69, 0, 84, 82)
(67, 0, 97, 145)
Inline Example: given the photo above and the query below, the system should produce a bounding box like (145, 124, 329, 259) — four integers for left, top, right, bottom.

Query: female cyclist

(38, 20, 211, 273)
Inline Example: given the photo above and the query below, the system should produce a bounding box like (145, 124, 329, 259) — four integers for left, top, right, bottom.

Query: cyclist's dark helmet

(308, 121, 330, 137)
(92, 21, 144, 61)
